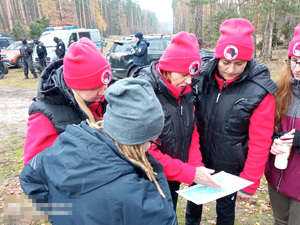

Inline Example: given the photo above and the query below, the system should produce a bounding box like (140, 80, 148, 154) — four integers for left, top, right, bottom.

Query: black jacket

(55, 39, 65, 59)
(19, 121, 177, 225)
(192, 59, 278, 174)
(134, 62, 194, 162)
(36, 41, 47, 58)
(20, 43, 33, 58)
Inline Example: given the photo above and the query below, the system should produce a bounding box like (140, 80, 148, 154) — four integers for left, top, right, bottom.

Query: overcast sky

(137, 0, 173, 23)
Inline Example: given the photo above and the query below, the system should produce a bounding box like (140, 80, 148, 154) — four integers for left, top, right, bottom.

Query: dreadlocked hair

(87, 120, 166, 198)
(274, 64, 293, 131)
(72, 89, 96, 123)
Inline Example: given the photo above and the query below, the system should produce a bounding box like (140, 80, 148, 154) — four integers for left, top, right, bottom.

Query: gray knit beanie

(103, 78, 164, 145)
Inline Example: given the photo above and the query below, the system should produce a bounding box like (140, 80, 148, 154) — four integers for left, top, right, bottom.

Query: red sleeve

(187, 123, 205, 167)
(148, 123, 204, 185)
(23, 113, 59, 165)
(239, 93, 275, 194)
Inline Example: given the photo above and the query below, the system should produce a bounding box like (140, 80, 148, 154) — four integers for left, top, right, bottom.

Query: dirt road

(0, 87, 36, 140)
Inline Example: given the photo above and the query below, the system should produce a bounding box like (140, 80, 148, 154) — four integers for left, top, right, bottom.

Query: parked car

(106, 35, 215, 79)
(0, 37, 15, 50)
(106, 35, 172, 78)
(0, 41, 34, 68)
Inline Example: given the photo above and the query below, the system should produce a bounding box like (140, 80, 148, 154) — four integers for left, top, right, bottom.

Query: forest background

(1, 0, 300, 60)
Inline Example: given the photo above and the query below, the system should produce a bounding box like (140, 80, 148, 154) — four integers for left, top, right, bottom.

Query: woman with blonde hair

(19, 78, 177, 225)
(23, 37, 113, 165)
(265, 23, 300, 224)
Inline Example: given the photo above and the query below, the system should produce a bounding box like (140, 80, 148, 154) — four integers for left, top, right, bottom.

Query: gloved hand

(131, 48, 135, 54)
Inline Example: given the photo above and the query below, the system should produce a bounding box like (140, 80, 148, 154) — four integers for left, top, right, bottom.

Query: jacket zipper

(276, 102, 300, 191)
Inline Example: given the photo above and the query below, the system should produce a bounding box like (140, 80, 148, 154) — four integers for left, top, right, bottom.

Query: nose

(227, 64, 235, 74)
(97, 85, 108, 96)
(185, 75, 192, 84)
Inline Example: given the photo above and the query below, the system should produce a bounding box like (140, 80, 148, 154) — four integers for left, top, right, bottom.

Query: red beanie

(63, 37, 112, 90)
(288, 23, 300, 57)
(158, 31, 201, 75)
(214, 18, 254, 61)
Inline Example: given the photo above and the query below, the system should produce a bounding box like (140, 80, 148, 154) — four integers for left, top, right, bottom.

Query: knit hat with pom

(159, 31, 201, 75)
(63, 37, 112, 90)
(288, 23, 300, 57)
(214, 18, 254, 61)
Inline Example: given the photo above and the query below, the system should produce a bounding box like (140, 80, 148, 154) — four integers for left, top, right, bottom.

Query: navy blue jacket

(133, 37, 149, 66)
(19, 121, 177, 225)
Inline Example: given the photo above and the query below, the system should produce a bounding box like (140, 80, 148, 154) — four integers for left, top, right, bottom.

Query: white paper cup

(274, 144, 291, 169)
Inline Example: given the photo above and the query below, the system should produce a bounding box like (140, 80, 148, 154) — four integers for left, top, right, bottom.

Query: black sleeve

(292, 129, 300, 154)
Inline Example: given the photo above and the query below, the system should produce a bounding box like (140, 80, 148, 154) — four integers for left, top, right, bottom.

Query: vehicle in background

(0, 37, 15, 50)
(106, 34, 172, 78)
(0, 41, 34, 68)
(32, 26, 106, 70)
(106, 34, 215, 79)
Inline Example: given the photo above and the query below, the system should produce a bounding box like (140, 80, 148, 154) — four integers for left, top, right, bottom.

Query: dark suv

(0, 37, 15, 50)
(106, 35, 214, 79)
(106, 35, 172, 78)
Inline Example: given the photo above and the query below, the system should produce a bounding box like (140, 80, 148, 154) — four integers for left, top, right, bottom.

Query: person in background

(186, 18, 278, 225)
(19, 78, 177, 225)
(265, 23, 300, 225)
(132, 32, 149, 68)
(0, 48, 5, 79)
(133, 31, 221, 212)
(23, 37, 112, 165)
(53, 36, 65, 59)
(20, 37, 37, 79)
(33, 39, 47, 72)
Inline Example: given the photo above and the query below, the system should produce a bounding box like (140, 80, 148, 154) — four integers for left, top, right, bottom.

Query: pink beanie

(63, 37, 112, 90)
(159, 31, 201, 75)
(288, 23, 300, 57)
(214, 18, 254, 61)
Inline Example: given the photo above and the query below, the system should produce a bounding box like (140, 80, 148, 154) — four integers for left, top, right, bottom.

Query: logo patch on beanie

(293, 42, 300, 56)
(189, 61, 200, 75)
(224, 45, 238, 60)
(101, 69, 112, 85)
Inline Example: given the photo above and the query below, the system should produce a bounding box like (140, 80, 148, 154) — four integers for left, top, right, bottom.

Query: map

(176, 171, 253, 205)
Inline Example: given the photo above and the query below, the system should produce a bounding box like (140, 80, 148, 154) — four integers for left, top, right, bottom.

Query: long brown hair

(274, 64, 293, 131)
(87, 120, 166, 198)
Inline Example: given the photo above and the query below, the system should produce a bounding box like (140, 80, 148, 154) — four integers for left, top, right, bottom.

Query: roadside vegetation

(0, 42, 286, 224)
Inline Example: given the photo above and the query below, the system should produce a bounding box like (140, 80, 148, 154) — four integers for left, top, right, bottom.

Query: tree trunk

(259, 2, 276, 61)
(195, 3, 203, 49)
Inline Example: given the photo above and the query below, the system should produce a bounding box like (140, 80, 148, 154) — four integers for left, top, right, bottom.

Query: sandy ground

(0, 88, 36, 140)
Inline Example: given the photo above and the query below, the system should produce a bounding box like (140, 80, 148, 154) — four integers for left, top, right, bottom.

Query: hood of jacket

(196, 58, 278, 95)
(36, 59, 76, 105)
(37, 121, 136, 196)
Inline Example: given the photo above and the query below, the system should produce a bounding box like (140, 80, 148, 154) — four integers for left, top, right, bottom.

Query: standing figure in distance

(134, 31, 221, 212)
(19, 78, 177, 225)
(0, 48, 5, 79)
(53, 36, 65, 59)
(132, 32, 149, 69)
(20, 37, 38, 79)
(265, 23, 300, 225)
(186, 18, 278, 225)
(23, 37, 112, 165)
(33, 39, 47, 72)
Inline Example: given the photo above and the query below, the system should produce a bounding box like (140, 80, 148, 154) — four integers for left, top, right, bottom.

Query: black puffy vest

(134, 62, 194, 162)
(28, 60, 86, 134)
(193, 59, 278, 174)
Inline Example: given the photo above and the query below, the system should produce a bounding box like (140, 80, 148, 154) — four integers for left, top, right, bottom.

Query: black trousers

(185, 192, 237, 225)
(38, 56, 47, 71)
(22, 57, 37, 78)
(168, 180, 181, 211)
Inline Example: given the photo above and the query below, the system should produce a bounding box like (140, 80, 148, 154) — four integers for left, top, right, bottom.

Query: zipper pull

(216, 92, 221, 103)
(180, 105, 183, 115)
(195, 84, 198, 94)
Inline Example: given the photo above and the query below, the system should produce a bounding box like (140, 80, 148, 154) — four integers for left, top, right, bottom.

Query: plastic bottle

(274, 144, 291, 169)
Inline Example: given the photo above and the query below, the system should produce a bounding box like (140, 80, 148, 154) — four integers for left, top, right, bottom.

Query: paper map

(176, 171, 253, 205)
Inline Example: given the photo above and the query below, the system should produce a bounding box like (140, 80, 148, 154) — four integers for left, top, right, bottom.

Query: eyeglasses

(149, 140, 161, 148)
(286, 59, 300, 67)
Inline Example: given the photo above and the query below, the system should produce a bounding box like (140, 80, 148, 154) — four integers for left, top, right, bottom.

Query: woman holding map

(186, 18, 278, 225)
